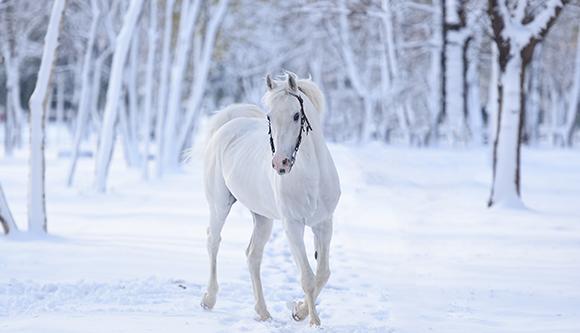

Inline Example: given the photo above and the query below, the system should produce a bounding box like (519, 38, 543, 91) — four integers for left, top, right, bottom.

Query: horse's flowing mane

(262, 73, 326, 117)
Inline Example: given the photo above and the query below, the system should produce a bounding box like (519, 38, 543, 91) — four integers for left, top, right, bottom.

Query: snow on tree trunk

(338, 0, 372, 142)
(154, 0, 176, 178)
(0, 183, 18, 235)
(55, 72, 65, 145)
(466, 34, 483, 145)
(428, 0, 442, 144)
(488, 0, 565, 208)
(489, 55, 523, 207)
(565, 29, 580, 145)
(28, 0, 67, 234)
(127, 32, 141, 163)
(525, 45, 542, 146)
(67, 0, 100, 187)
(442, 0, 469, 144)
(487, 43, 499, 148)
(142, 0, 158, 180)
(161, 0, 201, 172)
(94, 0, 143, 192)
(171, 0, 229, 166)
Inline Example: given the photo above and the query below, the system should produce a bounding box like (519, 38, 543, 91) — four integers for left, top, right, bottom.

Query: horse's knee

(246, 249, 263, 268)
(318, 269, 330, 286)
(207, 234, 222, 253)
(300, 273, 316, 294)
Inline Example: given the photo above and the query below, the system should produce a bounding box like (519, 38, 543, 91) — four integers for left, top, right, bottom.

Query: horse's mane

(262, 73, 326, 117)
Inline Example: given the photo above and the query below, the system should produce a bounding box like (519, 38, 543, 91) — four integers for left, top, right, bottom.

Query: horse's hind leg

(201, 183, 236, 310)
(246, 212, 273, 320)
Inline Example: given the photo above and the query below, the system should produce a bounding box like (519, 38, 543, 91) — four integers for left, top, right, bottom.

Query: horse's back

(205, 104, 264, 144)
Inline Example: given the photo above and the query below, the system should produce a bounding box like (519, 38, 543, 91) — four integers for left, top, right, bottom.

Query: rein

(267, 92, 313, 167)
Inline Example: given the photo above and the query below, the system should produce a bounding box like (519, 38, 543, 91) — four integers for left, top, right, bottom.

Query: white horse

(200, 72, 340, 326)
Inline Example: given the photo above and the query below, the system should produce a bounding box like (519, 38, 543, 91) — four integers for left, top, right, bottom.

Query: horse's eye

(293, 113, 300, 122)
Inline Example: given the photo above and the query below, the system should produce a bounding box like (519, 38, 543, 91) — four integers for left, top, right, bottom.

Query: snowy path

(1, 145, 580, 332)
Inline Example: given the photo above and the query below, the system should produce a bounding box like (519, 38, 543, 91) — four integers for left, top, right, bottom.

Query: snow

(1, 144, 580, 332)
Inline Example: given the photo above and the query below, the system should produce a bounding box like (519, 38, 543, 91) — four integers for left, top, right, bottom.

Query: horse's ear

(266, 74, 276, 90)
(287, 72, 298, 92)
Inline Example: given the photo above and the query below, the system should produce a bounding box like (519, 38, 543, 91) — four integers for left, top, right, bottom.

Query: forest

(1, 1, 580, 332)
(1, 0, 579, 233)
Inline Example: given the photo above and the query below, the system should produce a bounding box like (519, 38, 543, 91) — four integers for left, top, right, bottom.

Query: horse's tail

(205, 103, 264, 144)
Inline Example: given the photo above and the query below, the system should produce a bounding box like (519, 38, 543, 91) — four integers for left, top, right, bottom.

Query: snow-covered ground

(1, 144, 579, 333)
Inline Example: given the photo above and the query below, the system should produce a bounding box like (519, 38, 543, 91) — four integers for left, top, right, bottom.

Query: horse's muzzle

(272, 154, 292, 175)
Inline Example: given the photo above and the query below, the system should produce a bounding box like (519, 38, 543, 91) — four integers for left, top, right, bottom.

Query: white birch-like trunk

(487, 43, 499, 149)
(172, 0, 229, 165)
(28, 0, 67, 234)
(0, 183, 18, 235)
(429, 0, 442, 143)
(565, 30, 580, 145)
(67, 0, 100, 186)
(128, 31, 140, 160)
(161, 0, 201, 171)
(94, 0, 144, 192)
(118, 91, 140, 166)
(444, 31, 468, 143)
(338, 0, 371, 142)
(154, 0, 176, 177)
(55, 72, 65, 144)
(0, 46, 25, 153)
(525, 46, 542, 146)
(466, 35, 483, 145)
(489, 55, 522, 207)
(142, 0, 158, 180)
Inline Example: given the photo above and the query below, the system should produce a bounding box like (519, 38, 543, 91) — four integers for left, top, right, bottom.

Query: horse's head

(264, 72, 312, 176)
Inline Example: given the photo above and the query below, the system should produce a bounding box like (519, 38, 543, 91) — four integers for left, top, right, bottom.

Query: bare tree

(488, 0, 567, 207)
(28, 0, 67, 234)
(0, 183, 18, 235)
(94, 0, 144, 192)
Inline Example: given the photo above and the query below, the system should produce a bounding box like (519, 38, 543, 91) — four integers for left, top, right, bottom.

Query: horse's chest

(276, 179, 322, 222)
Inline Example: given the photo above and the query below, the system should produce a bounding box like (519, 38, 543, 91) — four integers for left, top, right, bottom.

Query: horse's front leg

(292, 219, 332, 322)
(283, 219, 320, 327)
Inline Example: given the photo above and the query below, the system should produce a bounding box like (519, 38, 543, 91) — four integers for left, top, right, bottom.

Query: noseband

(267, 92, 313, 167)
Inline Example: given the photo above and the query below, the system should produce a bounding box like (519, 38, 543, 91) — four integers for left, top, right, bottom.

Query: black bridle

(267, 92, 313, 167)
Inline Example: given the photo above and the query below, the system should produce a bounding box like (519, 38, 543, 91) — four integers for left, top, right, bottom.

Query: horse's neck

(274, 130, 325, 220)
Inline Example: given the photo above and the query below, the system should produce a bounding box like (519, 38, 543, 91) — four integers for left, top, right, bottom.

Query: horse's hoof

(201, 292, 216, 310)
(256, 312, 272, 321)
(255, 305, 271, 321)
(291, 301, 308, 321)
(309, 316, 321, 327)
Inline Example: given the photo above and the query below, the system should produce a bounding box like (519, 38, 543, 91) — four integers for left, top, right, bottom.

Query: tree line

(1, 0, 579, 235)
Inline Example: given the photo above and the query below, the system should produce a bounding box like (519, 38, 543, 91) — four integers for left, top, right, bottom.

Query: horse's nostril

(279, 169, 286, 174)
(282, 158, 288, 165)
(272, 162, 275, 168)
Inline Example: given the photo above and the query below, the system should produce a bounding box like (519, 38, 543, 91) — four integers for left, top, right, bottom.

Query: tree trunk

(161, 0, 201, 172)
(154, 0, 176, 178)
(428, 0, 442, 144)
(466, 35, 483, 145)
(67, 0, 100, 186)
(565, 29, 580, 145)
(173, 0, 229, 165)
(28, 0, 67, 234)
(489, 53, 523, 207)
(142, 0, 158, 180)
(94, 0, 144, 192)
(0, 183, 18, 235)
(442, 0, 469, 144)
